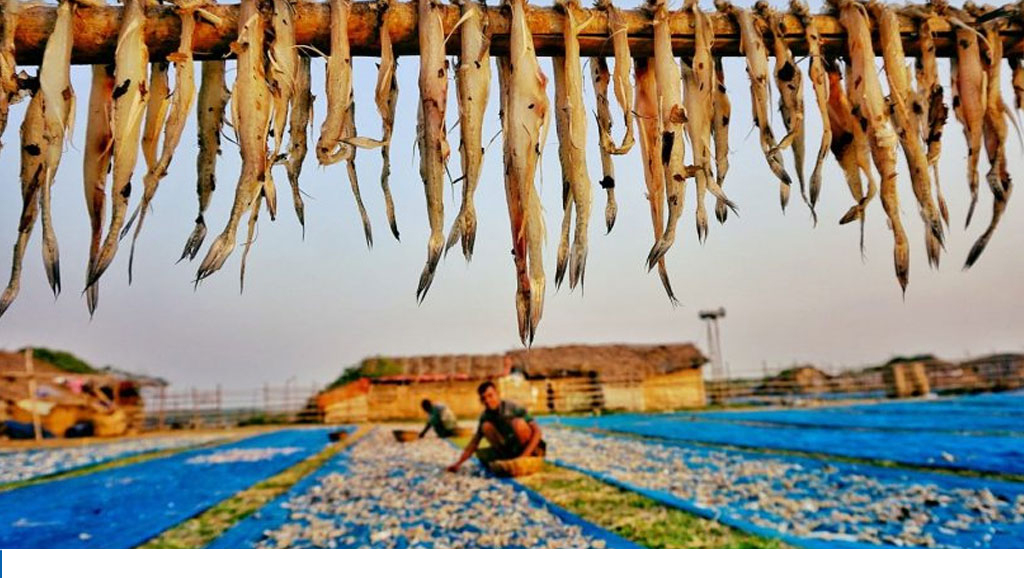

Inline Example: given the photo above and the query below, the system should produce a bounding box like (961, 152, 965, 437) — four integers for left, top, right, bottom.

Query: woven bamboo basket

(452, 426, 475, 438)
(393, 429, 420, 443)
(328, 429, 349, 442)
(487, 456, 545, 478)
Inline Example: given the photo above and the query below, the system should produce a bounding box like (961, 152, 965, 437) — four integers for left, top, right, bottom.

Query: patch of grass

(0, 436, 243, 493)
(140, 427, 368, 549)
(26, 347, 97, 374)
(519, 465, 785, 549)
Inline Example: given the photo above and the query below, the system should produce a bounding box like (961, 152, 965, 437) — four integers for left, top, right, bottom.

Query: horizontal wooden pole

(9, 1, 1024, 65)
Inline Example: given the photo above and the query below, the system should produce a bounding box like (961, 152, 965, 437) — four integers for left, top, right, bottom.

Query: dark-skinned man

(446, 381, 545, 472)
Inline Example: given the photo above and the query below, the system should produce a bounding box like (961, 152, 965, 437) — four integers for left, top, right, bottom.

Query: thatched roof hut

(507, 343, 707, 381)
(362, 354, 511, 384)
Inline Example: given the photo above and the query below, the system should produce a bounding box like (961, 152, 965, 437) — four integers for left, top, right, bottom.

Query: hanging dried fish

(645, 0, 687, 269)
(83, 65, 115, 315)
(590, 57, 616, 235)
(965, 9, 1013, 268)
(870, 0, 944, 268)
(634, 57, 677, 304)
(317, 0, 371, 247)
(756, 1, 807, 216)
(557, 0, 592, 290)
(1011, 55, 1024, 112)
(196, 0, 272, 284)
(791, 0, 827, 220)
(446, 0, 490, 258)
(682, 0, 735, 243)
(0, 84, 44, 319)
(835, 0, 909, 291)
(181, 61, 229, 262)
(37, 0, 80, 297)
(710, 55, 731, 223)
(374, 0, 400, 241)
(285, 54, 312, 233)
(590, 0, 635, 234)
(500, 0, 548, 344)
(88, 0, 151, 288)
(716, 0, 791, 211)
(825, 56, 876, 253)
(908, 6, 951, 226)
(268, 0, 297, 163)
(940, 1, 988, 229)
(0, 0, 19, 157)
(415, 0, 451, 302)
(553, 53, 573, 289)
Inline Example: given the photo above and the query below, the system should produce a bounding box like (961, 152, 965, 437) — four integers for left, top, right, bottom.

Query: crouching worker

(419, 399, 458, 439)
(446, 381, 545, 472)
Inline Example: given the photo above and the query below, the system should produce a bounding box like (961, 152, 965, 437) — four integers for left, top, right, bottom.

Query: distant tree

(23, 347, 97, 374)
(325, 357, 403, 391)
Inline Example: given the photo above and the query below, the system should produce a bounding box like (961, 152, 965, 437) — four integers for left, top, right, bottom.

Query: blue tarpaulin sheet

(687, 393, 1024, 435)
(545, 410, 1024, 475)
(0, 428, 333, 548)
(547, 430, 1024, 548)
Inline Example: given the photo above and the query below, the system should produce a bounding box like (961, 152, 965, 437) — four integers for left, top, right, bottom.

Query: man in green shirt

(447, 381, 544, 472)
(419, 399, 458, 439)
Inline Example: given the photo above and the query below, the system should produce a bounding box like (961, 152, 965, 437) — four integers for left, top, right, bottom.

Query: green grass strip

(140, 427, 368, 549)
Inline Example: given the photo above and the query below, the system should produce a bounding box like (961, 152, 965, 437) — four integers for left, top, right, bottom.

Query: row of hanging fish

(0, 0, 1021, 345)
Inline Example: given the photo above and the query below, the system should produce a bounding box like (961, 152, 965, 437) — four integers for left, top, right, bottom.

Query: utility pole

(698, 308, 726, 380)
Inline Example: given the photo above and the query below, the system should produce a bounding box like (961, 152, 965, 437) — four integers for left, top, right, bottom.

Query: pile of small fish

(0, 0, 1021, 343)
(254, 429, 607, 548)
(545, 427, 1024, 548)
(184, 445, 301, 464)
(0, 432, 230, 483)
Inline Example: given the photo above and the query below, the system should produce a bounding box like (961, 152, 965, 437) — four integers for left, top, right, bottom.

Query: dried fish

(89, 0, 151, 288)
(182, 61, 229, 262)
(556, 0, 591, 290)
(757, 0, 807, 216)
(870, 0, 943, 267)
(415, 0, 451, 302)
(83, 65, 115, 315)
(38, 0, 80, 297)
(682, 0, 735, 243)
(711, 55, 731, 223)
(909, 8, 951, 226)
(717, 0, 792, 210)
(634, 57, 677, 304)
(835, 0, 909, 291)
(965, 10, 1013, 268)
(374, 0, 400, 240)
(316, 0, 353, 167)
(268, 0, 297, 163)
(791, 0, 827, 219)
(499, 0, 548, 344)
(825, 56, 876, 253)
(196, 0, 272, 284)
(590, 57, 617, 235)
(645, 0, 687, 268)
(446, 0, 490, 258)
(285, 55, 312, 233)
(943, 2, 988, 229)
(0, 85, 44, 319)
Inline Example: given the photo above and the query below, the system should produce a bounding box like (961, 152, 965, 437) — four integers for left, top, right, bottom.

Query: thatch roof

(363, 355, 511, 383)
(0, 350, 63, 375)
(508, 343, 706, 381)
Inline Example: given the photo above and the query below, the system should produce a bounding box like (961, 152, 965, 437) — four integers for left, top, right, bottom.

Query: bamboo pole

(7, 1, 1024, 65)
(23, 348, 42, 441)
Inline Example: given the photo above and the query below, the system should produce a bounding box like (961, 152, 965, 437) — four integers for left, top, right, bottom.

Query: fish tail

(568, 239, 588, 291)
(715, 198, 728, 224)
(346, 158, 373, 248)
(646, 235, 674, 271)
(86, 282, 99, 318)
(179, 215, 208, 263)
(239, 196, 262, 294)
(288, 169, 306, 235)
(461, 211, 476, 261)
(195, 228, 237, 284)
(605, 189, 617, 234)
(416, 233, 444, 303)
(656, 259, 680, 306)
(444, 215, 464, 257)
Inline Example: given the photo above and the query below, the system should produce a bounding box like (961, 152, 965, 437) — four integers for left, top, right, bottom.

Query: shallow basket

(452, 426, 475, 438)
(327, 430, 349, 442)
(393, 429, 420, 443)
(487, 456, 545, 478)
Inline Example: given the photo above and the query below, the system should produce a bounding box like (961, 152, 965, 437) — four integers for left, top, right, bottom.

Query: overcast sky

(1, 0, 1021, 392)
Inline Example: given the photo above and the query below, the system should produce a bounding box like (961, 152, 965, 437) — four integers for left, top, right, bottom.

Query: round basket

(392, 429, 420, 443)
(452, 426, 475, 438)
(327, 430, 349, 442)
(487, 456, 545, 478)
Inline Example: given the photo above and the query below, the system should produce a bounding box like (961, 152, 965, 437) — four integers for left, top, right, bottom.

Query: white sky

(1, 0, 1022, 391)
